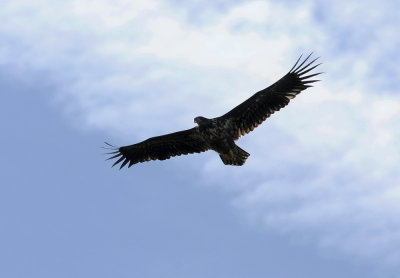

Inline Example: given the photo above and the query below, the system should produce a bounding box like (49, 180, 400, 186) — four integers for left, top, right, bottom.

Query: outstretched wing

(106, 128, 210, 169)
(219, 53, 322, 140)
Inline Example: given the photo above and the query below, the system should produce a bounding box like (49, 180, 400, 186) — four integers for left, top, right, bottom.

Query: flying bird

(105, 54, 321, 168)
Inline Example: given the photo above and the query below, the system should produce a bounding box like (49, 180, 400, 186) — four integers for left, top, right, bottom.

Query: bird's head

(194, 116, 210, 126)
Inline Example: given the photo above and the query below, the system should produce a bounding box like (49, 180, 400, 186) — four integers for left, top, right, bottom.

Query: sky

(1, 0, 400, 277)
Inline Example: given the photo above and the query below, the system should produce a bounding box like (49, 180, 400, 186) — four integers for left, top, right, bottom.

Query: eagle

(105, 54, 321, 168)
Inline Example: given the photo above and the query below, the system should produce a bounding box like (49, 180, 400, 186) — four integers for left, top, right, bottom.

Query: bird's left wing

(106, 128, 210, 169)
(219, 53, 322, 140)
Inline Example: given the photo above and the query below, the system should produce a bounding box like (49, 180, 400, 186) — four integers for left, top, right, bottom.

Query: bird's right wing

(219, 54, 322, 140)
(106, 128, 210, 169)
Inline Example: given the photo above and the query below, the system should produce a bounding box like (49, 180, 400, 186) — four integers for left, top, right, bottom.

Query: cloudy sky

(1, 0, 400, 277)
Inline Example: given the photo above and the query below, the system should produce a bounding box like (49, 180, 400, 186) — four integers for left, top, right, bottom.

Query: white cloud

(2, 0, 400, 269)
(71, 0, 160, 29)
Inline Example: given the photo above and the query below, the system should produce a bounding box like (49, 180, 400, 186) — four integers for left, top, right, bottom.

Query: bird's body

(194, 117, 250, 165)
(106, 54, 321, 168)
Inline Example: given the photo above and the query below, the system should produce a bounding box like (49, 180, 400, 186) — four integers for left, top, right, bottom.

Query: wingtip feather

(120, 158, 129, 169)
(106, 153, 122, 160)
(296, 58, 320, 75)
(288, 54, 303, 73)
(301, 72, 323, 80)
(292, 52, 313, 73)
(112, 156, 125, 167)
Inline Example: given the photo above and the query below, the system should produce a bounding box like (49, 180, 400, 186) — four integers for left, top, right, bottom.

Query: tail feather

(219, 145, 250, 166)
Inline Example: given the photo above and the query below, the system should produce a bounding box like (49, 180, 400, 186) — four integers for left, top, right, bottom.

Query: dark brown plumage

(105, 53, 321, 168)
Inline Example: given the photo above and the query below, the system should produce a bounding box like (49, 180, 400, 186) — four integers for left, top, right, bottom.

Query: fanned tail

(219, 145, 250, 166)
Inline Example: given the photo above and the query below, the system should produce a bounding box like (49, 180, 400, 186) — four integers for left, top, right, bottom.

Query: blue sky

(1, 0, 400, 277)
